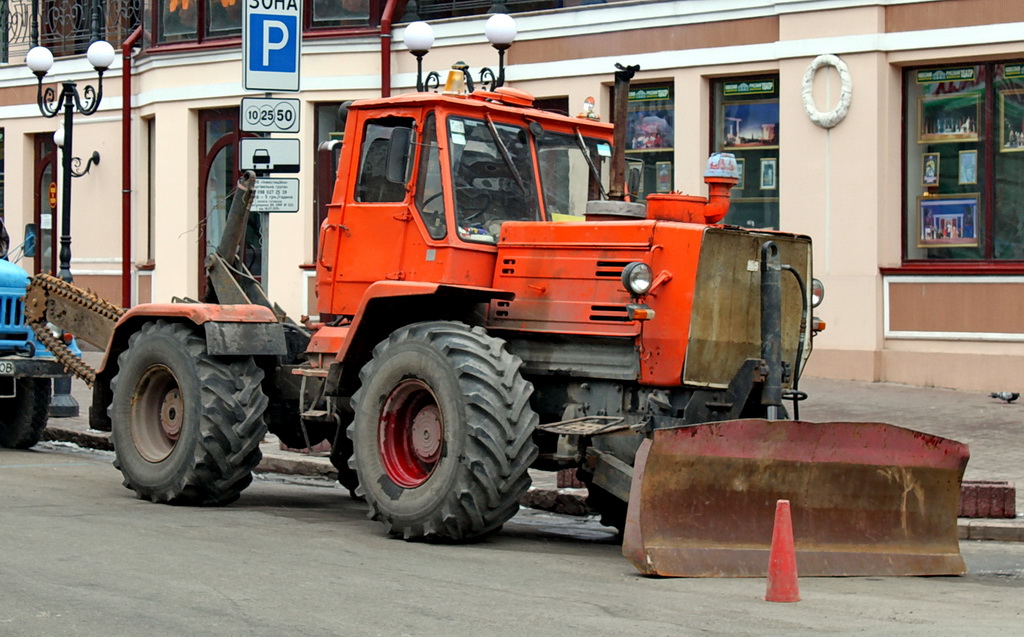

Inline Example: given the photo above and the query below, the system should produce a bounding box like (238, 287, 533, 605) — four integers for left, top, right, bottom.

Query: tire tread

(350, 321, 538, 541)
(110, 321, 267, 506)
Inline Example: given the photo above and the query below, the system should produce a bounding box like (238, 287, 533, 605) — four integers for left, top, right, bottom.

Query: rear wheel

(349, 321, 538, 541)
(579, 434, 643, 535)
(581, 481, 627, 535)
(328, 409, 361, 497)
(110, 320, 268, 505)
(0, 377, 51, 449)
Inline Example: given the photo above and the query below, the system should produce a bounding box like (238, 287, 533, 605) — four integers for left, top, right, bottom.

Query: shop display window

(711, 76, 780, 229)
(623, 84, 674, 201)
(903, 62, 1024, 263)
(157, 0, 375, 44)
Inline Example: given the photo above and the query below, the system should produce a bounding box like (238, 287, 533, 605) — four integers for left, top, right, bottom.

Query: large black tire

(327, 409, 361, 497)
(0, 377, 52, 449)
(349, 321, 538, 541)
(579, 433, 643, 535)
(109, 320, 268, 505)
(581, 481, 627, 536)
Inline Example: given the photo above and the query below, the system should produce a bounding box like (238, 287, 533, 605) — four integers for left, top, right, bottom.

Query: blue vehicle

(0, 220, 77, 449)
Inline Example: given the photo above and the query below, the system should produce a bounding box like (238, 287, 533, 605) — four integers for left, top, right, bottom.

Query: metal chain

(25, 273, 126, 387)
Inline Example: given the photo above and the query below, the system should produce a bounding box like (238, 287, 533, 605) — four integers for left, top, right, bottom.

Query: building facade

(1, 0, 1022, 391)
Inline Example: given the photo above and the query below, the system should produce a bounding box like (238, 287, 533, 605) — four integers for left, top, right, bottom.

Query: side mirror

(385, 127, 416, 184)
(24, 223, 38, 258)
(626, 159, 644, 199)
(336, 101, 352, 135)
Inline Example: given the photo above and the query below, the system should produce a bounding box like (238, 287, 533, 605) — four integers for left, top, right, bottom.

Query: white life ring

(802, 54, 852, 129)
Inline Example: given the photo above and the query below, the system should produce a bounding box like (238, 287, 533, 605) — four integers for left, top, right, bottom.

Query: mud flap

(622, 419, 969, 577)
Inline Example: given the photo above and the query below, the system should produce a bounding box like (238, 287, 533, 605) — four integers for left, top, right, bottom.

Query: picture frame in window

(723, 101, 779, 149)
(734, 158, 745, 191)
(655, 161, 672, 192)
(999, 88, 1024, 152)
(917, 194, 979, 248)
(958, 150, 978, 185)
(760, 158, 777, 191)
(922, 152, 940, 187)
(918, 93, 980, 143)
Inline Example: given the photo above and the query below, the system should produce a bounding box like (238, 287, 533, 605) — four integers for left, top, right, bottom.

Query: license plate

(0, 361, 14, 375)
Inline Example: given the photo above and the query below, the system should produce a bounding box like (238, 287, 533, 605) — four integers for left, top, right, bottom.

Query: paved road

(2, 443, 1021, 637)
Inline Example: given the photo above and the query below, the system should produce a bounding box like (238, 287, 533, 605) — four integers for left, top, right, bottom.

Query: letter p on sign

(262, 19, 289, 66)
(250, 15, 297, 72)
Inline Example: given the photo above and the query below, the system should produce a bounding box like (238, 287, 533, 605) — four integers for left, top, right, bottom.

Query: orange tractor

(27, 64, 968, 577)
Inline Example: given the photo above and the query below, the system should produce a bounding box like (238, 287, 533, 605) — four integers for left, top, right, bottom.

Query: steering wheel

(420, 189, 445, 209)
(454, 186, 492, 223)
(418, 186, 493, 225)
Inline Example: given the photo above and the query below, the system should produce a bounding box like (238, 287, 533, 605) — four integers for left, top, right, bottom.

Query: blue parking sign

(243, 0, 302, 92)
(248, 14, 297, 73)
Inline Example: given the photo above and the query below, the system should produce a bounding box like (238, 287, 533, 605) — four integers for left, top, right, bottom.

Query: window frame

(619, 82, 675, 202)
(709, 74, 781, 230)
(895, 60, 1024, 274)
(151, 0, 382, 48)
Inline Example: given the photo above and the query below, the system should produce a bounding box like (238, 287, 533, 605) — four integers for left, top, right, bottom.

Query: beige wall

(3, 0, 1024, 391)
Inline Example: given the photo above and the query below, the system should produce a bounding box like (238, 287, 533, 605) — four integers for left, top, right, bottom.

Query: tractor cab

(316, 88, 618, 316)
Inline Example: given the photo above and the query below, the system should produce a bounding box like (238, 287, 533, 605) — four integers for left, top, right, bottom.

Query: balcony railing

(2, 0, 142, 62)
(398, 0, 620, 22)
(1, 0, 619, 64)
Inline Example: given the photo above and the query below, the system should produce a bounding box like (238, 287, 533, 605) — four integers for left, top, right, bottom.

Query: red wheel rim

(378, 380, 443, 488)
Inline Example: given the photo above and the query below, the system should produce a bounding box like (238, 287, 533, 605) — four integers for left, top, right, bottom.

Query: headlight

(811, 278, 825, 308)
(621, 262, 654, 297)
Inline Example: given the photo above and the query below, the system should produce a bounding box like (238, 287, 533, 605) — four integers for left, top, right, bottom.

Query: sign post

(243, 0, 302, 92)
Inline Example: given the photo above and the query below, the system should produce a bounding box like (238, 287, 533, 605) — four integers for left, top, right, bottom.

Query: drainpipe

(380, 0, 400, 97)
(122, 26, 142, 308)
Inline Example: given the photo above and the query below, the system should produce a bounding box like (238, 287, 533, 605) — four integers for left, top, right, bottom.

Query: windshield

(537, 132, 613, 219)
(448, 116, 539, 243)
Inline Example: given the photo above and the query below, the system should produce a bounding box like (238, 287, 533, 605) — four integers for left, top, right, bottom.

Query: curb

(43, 425, 113, 451)
(958, 519, 1024, 542)
(40, 425, 1023, 539)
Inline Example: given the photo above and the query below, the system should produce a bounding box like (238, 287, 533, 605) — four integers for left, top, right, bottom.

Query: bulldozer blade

(622, 419, 969, 577)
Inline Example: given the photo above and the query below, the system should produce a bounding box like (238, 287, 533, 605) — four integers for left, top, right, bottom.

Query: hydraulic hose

(781, 263, 809, 420)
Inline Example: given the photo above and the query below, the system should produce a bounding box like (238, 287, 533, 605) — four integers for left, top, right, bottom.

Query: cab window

(447, 116, 539, 243)
(415, 113, 446, 239)
(537, 132, 612, 218)
(355, 118, 415, 203)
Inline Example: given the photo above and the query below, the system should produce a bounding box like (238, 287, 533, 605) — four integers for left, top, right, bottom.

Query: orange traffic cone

(765, 499, 800, 602)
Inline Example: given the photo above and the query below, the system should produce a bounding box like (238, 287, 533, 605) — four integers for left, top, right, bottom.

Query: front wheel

(0, 377, 51, 449)
(109, 320, 268, 505)
(349, 321, 538, 541)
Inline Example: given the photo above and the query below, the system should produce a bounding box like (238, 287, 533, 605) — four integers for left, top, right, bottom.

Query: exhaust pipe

(608, 63, 639, 201)
(760, 241, 783, 418)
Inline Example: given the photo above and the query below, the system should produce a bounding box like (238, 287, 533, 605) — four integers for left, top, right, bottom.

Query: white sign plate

(239, 137, 301, 173)
(252, 178, 300, 213)
(241, 97, 300, 133)
(243, 0, 302, 92)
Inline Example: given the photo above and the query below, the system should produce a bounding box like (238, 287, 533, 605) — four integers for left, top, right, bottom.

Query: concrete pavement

(41, 351, 1023, 541)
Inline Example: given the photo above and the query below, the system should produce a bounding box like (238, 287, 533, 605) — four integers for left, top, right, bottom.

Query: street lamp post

(26, 41, 114, 419)
(26, 40, 115, 284)
(404, 14, 517, 94)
